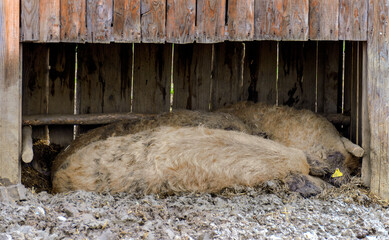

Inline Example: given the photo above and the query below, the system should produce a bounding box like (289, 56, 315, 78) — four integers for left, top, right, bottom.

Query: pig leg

(285, 174, 324, 197)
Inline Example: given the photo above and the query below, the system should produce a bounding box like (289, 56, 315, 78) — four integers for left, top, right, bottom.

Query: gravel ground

(1, 180, 388, 240)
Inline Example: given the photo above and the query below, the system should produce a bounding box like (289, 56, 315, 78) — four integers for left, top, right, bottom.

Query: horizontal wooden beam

(23, 113, 152, 125)
(22, 112, 350, 126)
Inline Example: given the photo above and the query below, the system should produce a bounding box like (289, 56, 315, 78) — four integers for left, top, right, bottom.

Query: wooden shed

(0, 0, 388, 200)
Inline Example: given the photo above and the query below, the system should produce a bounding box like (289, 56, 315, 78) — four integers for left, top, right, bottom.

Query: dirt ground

(1, 142, 388, 239)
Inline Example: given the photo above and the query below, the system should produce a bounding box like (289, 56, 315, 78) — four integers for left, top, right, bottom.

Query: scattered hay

(314, 177, 389, 207)
(21, 140, 62, 193)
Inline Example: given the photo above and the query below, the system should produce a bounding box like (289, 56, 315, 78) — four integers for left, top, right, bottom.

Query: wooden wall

(366, 0, 389, 200)
(0, 0, 20, 185)
(22, 41, 351, 144)
(20, 0, 368, 43)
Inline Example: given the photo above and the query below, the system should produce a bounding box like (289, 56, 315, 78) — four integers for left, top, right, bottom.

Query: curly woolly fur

(52, 126, 310, 194)
(219, 102, 364, 186)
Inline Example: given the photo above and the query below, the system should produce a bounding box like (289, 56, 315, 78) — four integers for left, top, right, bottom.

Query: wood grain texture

(141, 0, 166, 43)
(47, 45, 76, 146)
(254, 0, 283, 40)
(133, 44, 171, 113)
(87, 0, 113, 43)
(211, 42, 246, 110)
(196, 0, 226, 43)
(244, 41, 277, 104)
(0, 0, 20, 185)
(278, 42, 317, 110)
(113, 0, 141, 42)
(21, 0, 39, 41)
(339, 0, 368, 40)
(366, 0, 389, 200)
(60, 0, 86, 42)
(22, 44, 49, 142)
(166, 0, 196, 43)
(227, 0, 254, 41)
(78, 44, 132, 114)
(254, 0, 308, 40)
(309, 0, 339, 40)
(283, 0, 309, 40)
(317, 42, 340, 114)
(173, 44, 212, 111)
(39, 0, 60, 42)
(361, 42, 371, 187)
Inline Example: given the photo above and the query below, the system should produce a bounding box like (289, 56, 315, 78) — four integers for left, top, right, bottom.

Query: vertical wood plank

(254, 0, 283, 40)
(47, 44, 76, 146)
(140, 0, 166, 43)
(243, 41, 277, 104)
(254, 0, 309, 41)
(60, 0, 87, 42)
(196, 0, 226, 43)
(166, 0, 196, 43)
(133, 44, 171, 113)
(283, 0, 309, 40)
(78, 44, 133, 114)
(227, 0, 254, 41)
(361, 42, 371, 187)
(278, 41, 317, 110)
(211, 42, 246, 110)
(22, 44, 49, 140)
(113, 0, 141, 42)
(339, 0, 368, 40)
(309, 0, 339, 40)
(21, 0, 39, 41)
(317, 42, 340, 114)
(39, 0, 61, 42)
(0, 0, 21, 185)
(173, 44, 212, 111)
(87, 0, 113, 43)
(343, 41, 353, 137)
(367, 0, 389, 200)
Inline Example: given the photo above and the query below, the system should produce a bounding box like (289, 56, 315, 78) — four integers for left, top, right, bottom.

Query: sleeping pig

(52, 126, 316, 195)
(219, 102, 364, 186)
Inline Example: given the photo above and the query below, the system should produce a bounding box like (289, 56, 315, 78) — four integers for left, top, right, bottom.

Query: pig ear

(341, 137, 364, 157)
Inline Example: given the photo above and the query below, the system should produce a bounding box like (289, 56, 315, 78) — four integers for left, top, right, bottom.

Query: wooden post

(367, 0, 389, 200)
(0, 0, 21, 185)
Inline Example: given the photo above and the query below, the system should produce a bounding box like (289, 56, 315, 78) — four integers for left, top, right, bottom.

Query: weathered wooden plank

(227, 0, 254, 41)
(173, 44, 212, 111)
(166, 0, 195, 43)
(196, 0, 226, 43)
(22, 44, 49, 141)
(0, 0, 21, 185)
(349, 42, 361, 143)
(343, 41, 353, 138)
(243, 41, 277, 104)
(87, 0, 113, 43)
(283, 0, 309, 40)
(254, 0, 283, 40)
(47, 44, 76, 146)
(39, 0, 60, 42)
(367, 0, 389, 200)
(78, 44, 133, 114)
(361, 42, 371, 187)
(211, 42, 246, 110)
(113, 0, 141, 42)
(133, 44, 171, 113)
(278, 41, 317, 110)
(317, 42, 340, 113)
(309, 0, 339, 40)
(254, 0, 309, 40)
(140, 0, 166, 43)
(21, 0, 39, 41)
(60, 0, 87, 42)
(339, 0, 368, 40)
